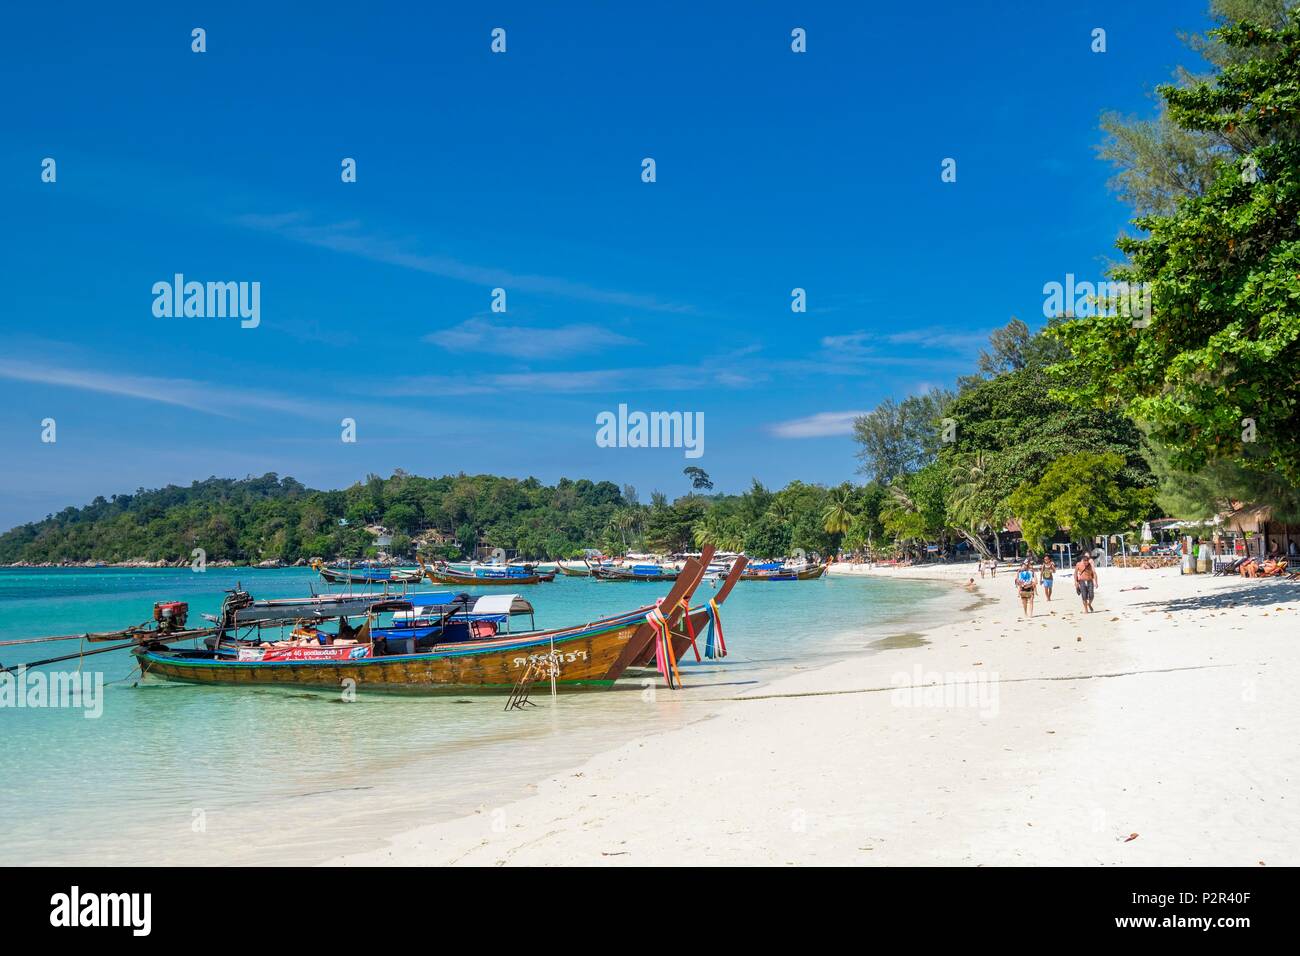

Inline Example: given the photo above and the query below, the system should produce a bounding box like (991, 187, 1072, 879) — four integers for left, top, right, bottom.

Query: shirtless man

(1075, 552, 1098, 613)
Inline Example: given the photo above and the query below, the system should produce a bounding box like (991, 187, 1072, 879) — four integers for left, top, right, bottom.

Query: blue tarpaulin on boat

(398, 591, 470, 609)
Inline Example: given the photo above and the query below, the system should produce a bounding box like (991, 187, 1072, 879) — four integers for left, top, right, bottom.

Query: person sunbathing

(1241, 558, 1259, 578)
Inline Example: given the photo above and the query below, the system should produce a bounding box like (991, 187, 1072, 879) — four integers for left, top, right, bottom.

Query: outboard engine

(152, 601, 189, 632)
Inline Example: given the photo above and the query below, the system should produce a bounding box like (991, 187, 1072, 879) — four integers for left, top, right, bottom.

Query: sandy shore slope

(329, 563, 1300, 866)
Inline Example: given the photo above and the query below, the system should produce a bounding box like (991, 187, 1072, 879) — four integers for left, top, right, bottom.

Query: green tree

(683, 466, 714, 491)
(382, 503, 419, 533)
(1056, 5, 1300, 489)
(822, 485, 854, 536)
(880, 463, 949, 557)
(852, 388, 954, 484)
(1007, 452, 1157, 553)
(743, 514, 792, 558)
(946, 451, 1001, 559)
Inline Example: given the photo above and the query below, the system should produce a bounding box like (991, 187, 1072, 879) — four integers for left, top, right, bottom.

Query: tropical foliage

(1062, 0, 1300, 514)
(0, 471, 885, 565)
(1006, 453, 1156, 553)
(0, 472, 625, 565)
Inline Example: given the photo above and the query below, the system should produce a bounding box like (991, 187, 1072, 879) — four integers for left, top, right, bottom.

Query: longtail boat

(556, 560, 590, 577)
(589, 562, 679, 582)
(738, 558, 831, 581)
(133, 555, 710, 692)
(311, 559, 423, 585)
(3, 549, 732, 696)
(443, 560, 555, 574)
(419, 557, 555, 586)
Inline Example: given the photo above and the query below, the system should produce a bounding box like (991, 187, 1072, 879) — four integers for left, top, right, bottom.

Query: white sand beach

(330, 563, 1300, 866)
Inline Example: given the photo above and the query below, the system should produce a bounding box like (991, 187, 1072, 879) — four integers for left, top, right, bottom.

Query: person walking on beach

(1014, 559, 1037, 618)
(1040, 555, 1055, 602)
(1075, 552, 1098, 613)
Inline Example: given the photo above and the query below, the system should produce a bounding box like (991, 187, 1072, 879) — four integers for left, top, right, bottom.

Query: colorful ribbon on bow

(647, 603, 682, 689)
(676, 597, 702, 662)
(702, 598, 727, 660)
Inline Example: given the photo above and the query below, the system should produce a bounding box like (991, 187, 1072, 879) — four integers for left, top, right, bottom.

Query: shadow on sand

(1130, 578, 1298, 613)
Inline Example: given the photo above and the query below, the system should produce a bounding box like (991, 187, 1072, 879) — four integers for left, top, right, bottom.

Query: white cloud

(821, 326, 991, 356)
(0, 358, 411, 424)
(768, 410, 866, 439)
(235, 213, 693, 314)
(425, 318, 638, 359)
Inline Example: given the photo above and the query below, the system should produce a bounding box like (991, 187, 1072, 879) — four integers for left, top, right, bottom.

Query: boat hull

(738, 561, 829, 581)
(425, 568, 554, 586)
(313, 561, 423, 585)
(590, 568, 679, 582)
(136, 615, 643, 692)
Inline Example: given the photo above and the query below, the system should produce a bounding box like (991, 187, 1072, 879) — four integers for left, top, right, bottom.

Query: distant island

(5, 298, 1295, 568)
(0, 468, 857, 566)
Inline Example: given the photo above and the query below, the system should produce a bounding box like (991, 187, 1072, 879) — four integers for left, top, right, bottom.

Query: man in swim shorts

(1075, 552, 1097, 612)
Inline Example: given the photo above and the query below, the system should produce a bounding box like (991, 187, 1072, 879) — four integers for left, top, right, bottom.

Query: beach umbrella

(1141, 521, 1153, 543)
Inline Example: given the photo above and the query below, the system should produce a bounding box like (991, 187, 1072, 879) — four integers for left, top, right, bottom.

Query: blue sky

(0, 1, 1211, 528)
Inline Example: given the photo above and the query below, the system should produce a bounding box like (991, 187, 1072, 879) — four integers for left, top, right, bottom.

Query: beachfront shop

(1223, 506, 1300, 568)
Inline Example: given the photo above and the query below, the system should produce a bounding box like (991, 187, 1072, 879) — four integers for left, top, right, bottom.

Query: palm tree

(694, 512, 744, 553)
(766, 498, 794, 524)
(880, 481, 926, 560)
(618, 508, 639, 546)
(822, 485, 854, 535)
(947, 451, 999, 559)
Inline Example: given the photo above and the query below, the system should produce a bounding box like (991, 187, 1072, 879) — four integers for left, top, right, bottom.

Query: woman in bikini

(1014, 559, 1037, 618)
(1040, 555, 1055, 602)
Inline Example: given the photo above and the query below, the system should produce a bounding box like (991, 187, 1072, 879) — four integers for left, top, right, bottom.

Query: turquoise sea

(0, 567, 957, 865)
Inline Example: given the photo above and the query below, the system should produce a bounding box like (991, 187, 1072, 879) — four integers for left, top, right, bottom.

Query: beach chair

(1214, 557, 1245, 576)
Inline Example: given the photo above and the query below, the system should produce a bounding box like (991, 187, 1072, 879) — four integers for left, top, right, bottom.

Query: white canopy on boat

(471, 594, 534, 616)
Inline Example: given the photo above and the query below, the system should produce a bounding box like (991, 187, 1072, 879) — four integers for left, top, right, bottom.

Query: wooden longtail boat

(133, 556, 711, 693)
(311, 560, 423, 585)
(589, 562, 680, 582)
(556, 560, 598, 577)
(738, 558, 831, 581)
(443, 561, 556, 574)
(419, 557, 555, 586)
